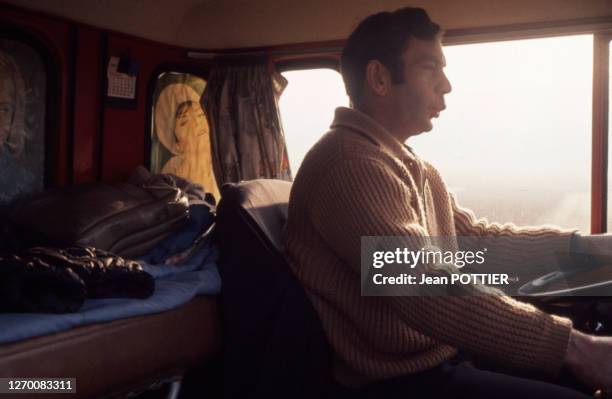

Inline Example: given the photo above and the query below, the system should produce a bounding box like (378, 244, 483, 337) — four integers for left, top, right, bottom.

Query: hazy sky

(410, 35, 592, 192)
(279, 68, 349, 174)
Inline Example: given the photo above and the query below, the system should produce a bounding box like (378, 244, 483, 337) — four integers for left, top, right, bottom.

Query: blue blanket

(0, 246, 221, 344)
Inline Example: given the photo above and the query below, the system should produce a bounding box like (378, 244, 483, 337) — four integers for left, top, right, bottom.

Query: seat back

(214, 179, 331, 398)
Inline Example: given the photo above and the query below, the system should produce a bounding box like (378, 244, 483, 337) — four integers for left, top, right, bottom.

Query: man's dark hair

(340, 8, 441, 106)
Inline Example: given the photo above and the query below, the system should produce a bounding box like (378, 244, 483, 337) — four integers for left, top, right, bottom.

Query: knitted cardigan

(283, 106, 573, 387)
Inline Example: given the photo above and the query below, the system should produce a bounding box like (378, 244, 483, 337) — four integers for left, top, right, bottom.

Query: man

(283, 7, 612, 398)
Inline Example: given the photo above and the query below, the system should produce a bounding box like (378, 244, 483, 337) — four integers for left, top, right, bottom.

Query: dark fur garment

(0, 254, 87, 313)
(0, 246, 155, 313)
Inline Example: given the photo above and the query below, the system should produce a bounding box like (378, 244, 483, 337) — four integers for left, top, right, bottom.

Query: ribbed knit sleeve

(309, 158, 572, 376)
(449, 192, 580, 277)
(450, 193, 578, 238)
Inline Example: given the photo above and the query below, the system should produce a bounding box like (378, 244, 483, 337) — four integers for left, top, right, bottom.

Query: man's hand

(571, 234, 612, 266)
(565, 329, 612, 392)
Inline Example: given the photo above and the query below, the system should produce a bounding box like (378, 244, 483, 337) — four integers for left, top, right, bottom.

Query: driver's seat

(214, 179, 333, 398)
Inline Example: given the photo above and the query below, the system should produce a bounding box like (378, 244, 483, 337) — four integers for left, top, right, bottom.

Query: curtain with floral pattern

(201, 58, 292, 186)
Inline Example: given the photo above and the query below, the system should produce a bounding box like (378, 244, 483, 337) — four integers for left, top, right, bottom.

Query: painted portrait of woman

(153, 82, 219, 199)
(0, 42, 45, 206)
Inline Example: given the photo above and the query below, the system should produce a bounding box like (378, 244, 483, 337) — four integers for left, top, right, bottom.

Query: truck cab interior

(0, 0, 612, 398)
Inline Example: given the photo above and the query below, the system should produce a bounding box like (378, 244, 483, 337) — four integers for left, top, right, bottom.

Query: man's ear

(365, 60, 391, 97)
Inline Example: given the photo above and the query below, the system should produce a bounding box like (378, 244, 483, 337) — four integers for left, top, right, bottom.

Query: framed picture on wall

(0, 37, 46, 206)
(149, 71, 220, 200)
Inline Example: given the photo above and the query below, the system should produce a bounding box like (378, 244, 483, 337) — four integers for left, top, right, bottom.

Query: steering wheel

(518, 263, 612, 298)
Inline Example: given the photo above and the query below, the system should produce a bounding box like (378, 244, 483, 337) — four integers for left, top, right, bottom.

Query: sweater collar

(330, 107, 417, 163)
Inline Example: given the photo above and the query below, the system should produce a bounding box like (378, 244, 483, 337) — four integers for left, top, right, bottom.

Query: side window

(410, 35, 593, 232)
(150, 72, 219, 199)
(0, 37, 46, 205)
(278, 68, 349, 174)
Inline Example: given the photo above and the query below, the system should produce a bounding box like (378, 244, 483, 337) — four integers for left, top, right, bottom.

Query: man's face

(388, 37, 451, 136)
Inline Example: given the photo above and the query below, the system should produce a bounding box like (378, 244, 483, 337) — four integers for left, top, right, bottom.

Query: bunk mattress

(0, 296, 221, 398)
(0, 247, 220, 344)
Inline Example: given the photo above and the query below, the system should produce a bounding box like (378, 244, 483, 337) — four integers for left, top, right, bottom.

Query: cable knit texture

(283, 107, 573, 387)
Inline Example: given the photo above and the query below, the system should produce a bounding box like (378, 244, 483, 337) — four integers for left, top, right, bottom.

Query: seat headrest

(218, 179, 292, 252)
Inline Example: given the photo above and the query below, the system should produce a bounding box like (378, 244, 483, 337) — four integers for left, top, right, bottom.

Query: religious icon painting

(0, 38, 46, 206)
(150, 72, 219, 200)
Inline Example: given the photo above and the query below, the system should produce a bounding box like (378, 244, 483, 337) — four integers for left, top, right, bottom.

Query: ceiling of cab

(4, 0, 612, 49)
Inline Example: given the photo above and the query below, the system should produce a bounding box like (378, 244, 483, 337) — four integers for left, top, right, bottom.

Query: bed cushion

(0, 296, 220, 398)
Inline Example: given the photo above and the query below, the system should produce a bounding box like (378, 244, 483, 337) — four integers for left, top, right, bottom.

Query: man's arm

(450, 193, 578, 238)
(449, 192, 612, 390)
(309, 158, 572, 375)
(450, 193, 583, 277)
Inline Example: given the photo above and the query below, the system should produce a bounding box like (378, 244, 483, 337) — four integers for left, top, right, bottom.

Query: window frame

(593, 32, 611, 233)
(275, 57, 340, 73)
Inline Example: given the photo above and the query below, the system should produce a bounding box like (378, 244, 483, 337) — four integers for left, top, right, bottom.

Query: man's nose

(439, 72, 452, 95)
